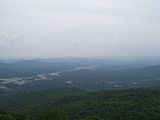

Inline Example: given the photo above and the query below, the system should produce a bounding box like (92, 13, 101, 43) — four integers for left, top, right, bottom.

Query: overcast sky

(0, 0, 160, 58)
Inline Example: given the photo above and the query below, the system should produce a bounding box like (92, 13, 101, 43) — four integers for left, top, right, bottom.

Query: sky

(0, 0, 160, 58)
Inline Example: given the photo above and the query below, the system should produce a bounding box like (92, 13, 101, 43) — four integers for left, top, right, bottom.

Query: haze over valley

(1, 0, 160, 120)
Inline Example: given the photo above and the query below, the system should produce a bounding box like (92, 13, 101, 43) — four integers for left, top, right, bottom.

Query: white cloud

(0, 32, 24, 48)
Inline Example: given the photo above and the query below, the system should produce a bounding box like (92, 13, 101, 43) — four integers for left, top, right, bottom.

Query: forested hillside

(1, 88, 160, 120)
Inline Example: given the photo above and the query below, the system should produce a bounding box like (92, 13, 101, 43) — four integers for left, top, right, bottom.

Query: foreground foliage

(1, 88, 160, 120)
(0, 109, 26, 120)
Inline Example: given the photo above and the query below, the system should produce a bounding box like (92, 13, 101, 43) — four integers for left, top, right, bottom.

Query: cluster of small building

(0, 72, 61, 86)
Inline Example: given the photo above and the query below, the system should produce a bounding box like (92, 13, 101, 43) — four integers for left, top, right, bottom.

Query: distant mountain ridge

(1, 59, 160, 92)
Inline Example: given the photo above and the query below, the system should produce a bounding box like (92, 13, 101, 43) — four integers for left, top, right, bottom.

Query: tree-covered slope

(57, 89, 160, 120)
(1, 88, 160, 120)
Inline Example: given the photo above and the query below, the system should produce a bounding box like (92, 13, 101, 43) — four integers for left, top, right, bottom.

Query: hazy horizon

(1, 56, 160, 62)
(0, 0, 160, 58)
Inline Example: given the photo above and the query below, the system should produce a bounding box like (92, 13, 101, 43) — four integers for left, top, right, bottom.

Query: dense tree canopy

(1, 88, 160, 120)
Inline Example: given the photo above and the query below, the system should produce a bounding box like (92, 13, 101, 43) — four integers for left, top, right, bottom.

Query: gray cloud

(0, 0, 160, 58)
